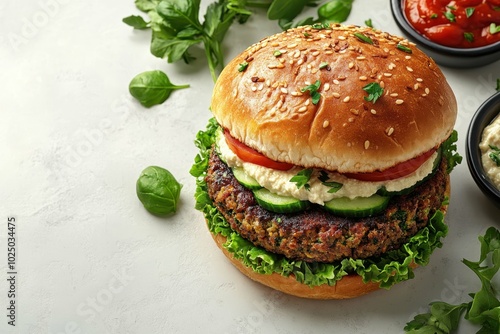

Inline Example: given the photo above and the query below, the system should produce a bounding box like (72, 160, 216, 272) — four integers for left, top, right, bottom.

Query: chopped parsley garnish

(365, 19, 373, 28)
(362, 82, 384, 104)
(290, 169, 313, 191)
(304, 32, 311, 37)
(465, 7, 475, 18)
(464, 32, 474, 43)
(444, 10, 456, 22)
(489, 145, 500, 166)
(318, 171, 343, 193)
(490, 23, 500, 34)
(301, 80, 321, 105)
(319, 61, 330, 70)
(430, 13, 438, 19)
(238, 62, 249, 72)
(396, 43, 412, 53)
(353, 32, 374, 44)
(273, 50, 282, 57)
(311, 22, 330, 30)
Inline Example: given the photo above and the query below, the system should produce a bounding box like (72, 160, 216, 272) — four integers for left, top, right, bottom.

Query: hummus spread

(479, 113, 500, 190)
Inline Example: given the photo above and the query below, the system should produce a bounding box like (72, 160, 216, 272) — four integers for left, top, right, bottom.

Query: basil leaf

(150, 29, 200, 63)
(134, 0, 161, 12)
(137, 166, 183, 216)
(301, 80, 322, 105)
(157, 0, 203, 31)
(318, 0, 354, 23)
(122, 15, 150, 29)
(490, 23, 500, 34)
(465, 7, 475, 18)
(267, 0, 310, 20)
(129, 70, 189, 107)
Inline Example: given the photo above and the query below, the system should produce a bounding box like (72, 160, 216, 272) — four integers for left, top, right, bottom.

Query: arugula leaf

(150, 29, 201, 63)
(129, 70, 189, 107)
(441, 130, 462, 174)
(290, 169, 313, 191)
(405, 227, 500, 334)
(301, 80, 322, 105)
(489, 145, 500, 166)
(363, 82, 384, 104)
(123, 15, 151, 29)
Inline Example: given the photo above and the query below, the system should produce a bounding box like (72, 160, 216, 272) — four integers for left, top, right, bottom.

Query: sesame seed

(364, 140, 370, 149)
(338, 76, 346, 81)
(325, 50, 333, 55)
(280, 87, 288, 94)
(258, 83, 264, 91)
(343, 96, 351, 103)
(268, 64, 277, 69)
(390, 93, 398, 97)
(421, 93, 427, 97)
(298, 106, 307, 112)
(266, 80, 271, 87)
(333, 79, 340, 85)
(294, 50, 301, 58)
(323, 120, 329, 128)
(370, 109, 377, 115)
(387, 127, 394, 136)
(416, 78, 423, 82)
(388, 63, 396, 70)
(348, 62, 354, 69)
(348, 117, 354, 122)
(305, 99, 310, 106)
(406, 66, 413, 72)
(323, 83, 330, 91)
(332, 92, 340, 98)
(350, 109, 359, 115)
(425, 87, 430, 94)
(338, 36, 346, 40)
(276, 63, 285, 69)
(405, 55, 412, 60)
(357, 56, 366, 60)
(359, 76, 368, 81)
(312, 51, 320, 56)
(380, 81, 385, 88)
(395, 99, 404, 105)
(414, 83, 419, 90)
(311, 68, 318, 74)
(383, 72, 393, 77)
(297, 59, 304, 65)
(287, 43, 298, 48)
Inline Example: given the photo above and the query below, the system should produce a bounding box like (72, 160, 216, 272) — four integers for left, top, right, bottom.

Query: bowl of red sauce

(391, 0, 500, 68)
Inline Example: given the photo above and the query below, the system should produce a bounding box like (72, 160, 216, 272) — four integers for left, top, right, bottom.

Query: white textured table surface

(1, 1, 499, 333)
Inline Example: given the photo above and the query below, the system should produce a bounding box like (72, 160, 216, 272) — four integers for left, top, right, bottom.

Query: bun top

(211, 24, 457, 173)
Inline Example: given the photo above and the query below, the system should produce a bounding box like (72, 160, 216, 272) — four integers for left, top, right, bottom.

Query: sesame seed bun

(211, 24, 457, 173)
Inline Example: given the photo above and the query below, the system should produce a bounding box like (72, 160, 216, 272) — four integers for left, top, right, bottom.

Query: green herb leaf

(441, 130, 462, 174)
(134, 0, 161, 12)
(290, 169, 313, 191)
(136, 166, 183, 216)
(353, 32, 374, 44)
(490, 23, 500, 34)
(465, 7, 475, 18)
(301, 80, 322, 105)
(238, 61, 249, 72)
(464, 32, 474, 43)
(496, 78, 500, 91)
(156, 0, 203, 32)
(489, 145, 500, 166)
(404, 302, 469, 333)
(319, 61, 330, 70)
(273, 50, 282, 57)
(397, 43, 413, 53)
(362, 82, 384, 104)
(444, 10, 456, 22)
(122, 15, 150, 29)
(129, 70, 189, 108)
(318, 171, 343, 193)
(311, 22, 330, 30)
(318, 0, 354, 24)
(267, 0, 310, 21)
(365, 18, 373, 28)
(430, 13, 438, 19)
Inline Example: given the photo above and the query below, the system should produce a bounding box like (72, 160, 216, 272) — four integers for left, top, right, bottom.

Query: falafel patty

(206, 148, 449, 263)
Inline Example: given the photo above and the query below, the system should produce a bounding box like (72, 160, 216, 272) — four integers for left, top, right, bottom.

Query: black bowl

(390, 0, 500, 68)
(466, 92, 500, 209)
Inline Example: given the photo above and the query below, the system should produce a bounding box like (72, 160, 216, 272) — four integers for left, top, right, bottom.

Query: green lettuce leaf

(191, 118, 450, 288)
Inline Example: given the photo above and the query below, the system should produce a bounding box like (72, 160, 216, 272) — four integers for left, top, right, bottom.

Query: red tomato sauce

(404, 0, 500, 48)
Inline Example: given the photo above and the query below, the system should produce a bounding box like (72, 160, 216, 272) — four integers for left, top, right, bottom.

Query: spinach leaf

(318, 0, 353, 23)
(134, 0, 161, 12)
(129, 70, 189, 108)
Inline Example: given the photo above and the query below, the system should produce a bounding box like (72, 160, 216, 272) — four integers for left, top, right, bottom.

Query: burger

(191, 24, 461, 299)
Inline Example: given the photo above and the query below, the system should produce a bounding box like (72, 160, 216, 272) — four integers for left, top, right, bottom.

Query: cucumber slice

(253, 188, 309, 213)
(377, 147, 443, 196)
(232, 167, 262, 190)
(324, 194, 390, 218)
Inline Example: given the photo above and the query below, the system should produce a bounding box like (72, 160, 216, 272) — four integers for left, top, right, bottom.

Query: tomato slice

(223, 130, 295, 171)
(343, 148, 437, 182)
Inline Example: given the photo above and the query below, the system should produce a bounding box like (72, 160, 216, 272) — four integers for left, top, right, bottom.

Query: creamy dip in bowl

(466, 92, 500, 209)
